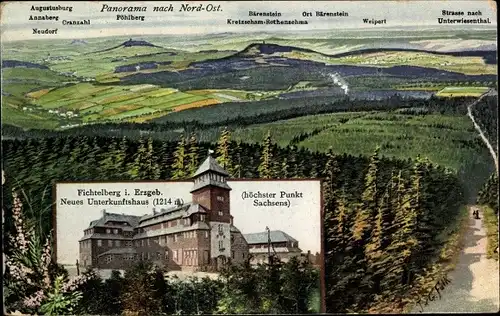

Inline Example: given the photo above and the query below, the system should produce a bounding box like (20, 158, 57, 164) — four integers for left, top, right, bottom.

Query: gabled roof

(98, 248, 137, 257)
(88, 212, 141, 229)
(139, 204, 191, 223)
(243, 230, 298, 244)
(183, 204, 208, 217)
(192, 155, 230, 178)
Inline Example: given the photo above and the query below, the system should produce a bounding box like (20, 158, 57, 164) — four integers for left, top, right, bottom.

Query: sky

(56, 180, 322, 265)
(1, 1, 497, 41)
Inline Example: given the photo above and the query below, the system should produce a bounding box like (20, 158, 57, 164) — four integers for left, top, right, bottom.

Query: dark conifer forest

(2, 129, 465, 313)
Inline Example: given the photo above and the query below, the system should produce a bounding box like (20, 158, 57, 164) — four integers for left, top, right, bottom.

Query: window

(147, 239, 150, 246)
(204, 250, 209, 264)
(231, 235, 235, 243)
(97, 240, 102, 247)
(205, 231, 209, 238)
(106, 229, 111, 234)
(157, 252, 161, 260)
(218, 224, 223, 233)
(126, 241, 132, 247)
(116, 240, 121, 247)
(219, 240, 224, 251)
(217, 196, 224, 202)
(114, 229, 118, 234)
(232, 251, 235, 259)
(108, 240, 113, 247)
(164, 251, 169, 260)
(200, 214, 206, 221)
(106, 255, 112, 263)
(173, 234, 177, 242)
(141, 240, 145, 246)
(218, 210, 223, 216)
(173, 250, 178, 261)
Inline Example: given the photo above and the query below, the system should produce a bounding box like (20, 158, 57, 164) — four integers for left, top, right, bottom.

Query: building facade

(79, 155, 249, 272)
(243, 230, 305, 265)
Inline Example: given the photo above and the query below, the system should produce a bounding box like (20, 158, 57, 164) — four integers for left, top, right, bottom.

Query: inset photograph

(55, 154, 323, 314)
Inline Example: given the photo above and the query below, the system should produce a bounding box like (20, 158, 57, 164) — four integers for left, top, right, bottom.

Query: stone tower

(190, 153, 233, 263)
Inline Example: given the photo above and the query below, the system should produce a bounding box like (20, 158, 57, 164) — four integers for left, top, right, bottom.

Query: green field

(232, 111, 483, 172)
(435, 86, 490, 97)
(15, 83, 247, 125)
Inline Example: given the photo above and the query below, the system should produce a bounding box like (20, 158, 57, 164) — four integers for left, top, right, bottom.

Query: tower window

(218, 210, 223, 216)
(217, 196, 224, 202)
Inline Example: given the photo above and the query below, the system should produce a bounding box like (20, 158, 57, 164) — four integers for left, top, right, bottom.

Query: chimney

(102, 209, 107, 217)
(153, 208, 157, 215)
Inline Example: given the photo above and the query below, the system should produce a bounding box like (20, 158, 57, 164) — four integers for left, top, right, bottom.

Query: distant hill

(236, 43, 318, 57)
(122, 39, 160, 48)
(92, 38, 163, 53)
(2, 60, 49, 69)
(71, 39, 87, 45)
(235, 42, 497, 64)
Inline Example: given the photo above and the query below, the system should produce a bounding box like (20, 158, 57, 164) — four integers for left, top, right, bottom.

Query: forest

(2, 126, 469, 314)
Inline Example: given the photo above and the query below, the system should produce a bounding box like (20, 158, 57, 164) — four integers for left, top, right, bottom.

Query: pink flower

(23, 290, 45, 309)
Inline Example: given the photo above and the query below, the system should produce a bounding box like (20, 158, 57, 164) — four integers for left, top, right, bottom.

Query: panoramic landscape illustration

(2, 1, 499, 315)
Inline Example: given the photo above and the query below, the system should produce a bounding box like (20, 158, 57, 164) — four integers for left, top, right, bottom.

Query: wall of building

(231, 231, 249, 264)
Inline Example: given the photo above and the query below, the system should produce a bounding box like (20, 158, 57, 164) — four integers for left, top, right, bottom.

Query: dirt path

(467, 89, 498, 175)
(412, 206, 499, 313)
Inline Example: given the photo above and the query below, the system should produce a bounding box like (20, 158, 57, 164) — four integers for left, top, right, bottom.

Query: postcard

(1, 1, 498, 315)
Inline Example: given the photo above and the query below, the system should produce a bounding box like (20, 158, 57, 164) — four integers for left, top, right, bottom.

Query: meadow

(435, 86, 490, 97)
(280, 50, 497, 75)
(231, 111, 485, 171)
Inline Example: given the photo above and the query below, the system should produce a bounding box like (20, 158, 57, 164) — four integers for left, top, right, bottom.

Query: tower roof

(192, 154, 230, 178)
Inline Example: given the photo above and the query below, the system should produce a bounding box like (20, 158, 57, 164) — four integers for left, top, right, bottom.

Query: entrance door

(216, 255, 227, 270)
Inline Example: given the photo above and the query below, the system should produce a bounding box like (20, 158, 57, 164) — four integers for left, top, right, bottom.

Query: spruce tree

(352, 147, 380, 241)
(145, 137, 161, 180)
(280, 158, 289, 178)
(85, 137, 102, 180)
(171, 135, 188, 180)
(216, 128, 233, 176)
(258, 131, 275, 179)
(158, 142, 173, 179)
(127, 137, 146, 180)
(231, 141, 243, 178)
(365, 171, 396, 297)
(186, 134, 199, 176)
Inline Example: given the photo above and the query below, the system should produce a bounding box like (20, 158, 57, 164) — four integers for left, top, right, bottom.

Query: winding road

(411, 206, 499, 313)
(467, 89, 498, 175)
